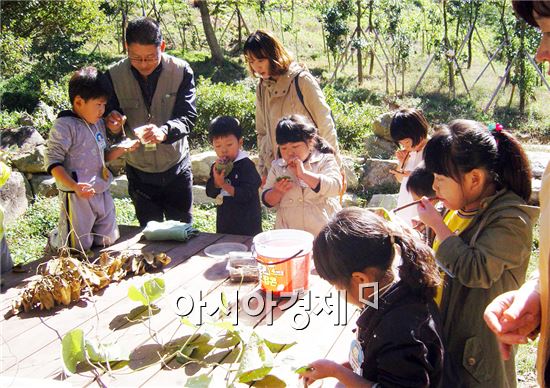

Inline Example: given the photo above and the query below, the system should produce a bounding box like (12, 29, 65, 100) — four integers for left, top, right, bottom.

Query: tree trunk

(121, 0, 128, 54)
(197, 0, 224, 66)
(368, 0, 374, 75)
(518, 21, 526, 114)
(443, 0, 455, 94)
(357, 0, 363, 84)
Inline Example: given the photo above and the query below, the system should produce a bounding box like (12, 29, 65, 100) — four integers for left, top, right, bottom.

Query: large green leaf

(236, 332, 274, 383)
(84, 338, 130, 363)
(61, 329, 85, 374)
(186, 374, 213, 388)
(128, 277, 165, 306)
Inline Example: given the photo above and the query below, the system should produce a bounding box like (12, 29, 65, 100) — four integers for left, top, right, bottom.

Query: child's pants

(55, 190, 119, 251)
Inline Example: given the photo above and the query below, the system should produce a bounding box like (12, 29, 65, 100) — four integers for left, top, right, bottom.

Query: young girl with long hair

(418, 120, 539, 387)
(262, 114, 341, 236)
(299, 207, 443, 387)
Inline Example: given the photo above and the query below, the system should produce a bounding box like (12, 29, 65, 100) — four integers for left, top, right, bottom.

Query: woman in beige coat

(243, 30, 341, 179)
(262, 115, 341, 237)
(484, 2, 550, 386)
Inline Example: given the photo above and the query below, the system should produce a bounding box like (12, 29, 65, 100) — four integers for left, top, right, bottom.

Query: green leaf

(141, 277, 165, 304)
(180, 317, 198, 328)
(264, 339, 297, 354)
(236, 332, 274, 383)
(61, 329, 85, 374)
(294, 365, 314, 374)
(186, 374, 213, 388)
(128, 278, 165, 306)
(84, 338, 130, 363)
(128, 285, 148, 306)
(253, 374, 287, 387)
(175, 344, 198, 364)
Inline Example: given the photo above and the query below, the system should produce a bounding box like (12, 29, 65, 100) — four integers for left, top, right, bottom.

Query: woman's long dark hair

(276, 115, 334, 154)
(423, 120, 532, 202)
(313, 207, 440, 301)
(512, 0, 550, 27)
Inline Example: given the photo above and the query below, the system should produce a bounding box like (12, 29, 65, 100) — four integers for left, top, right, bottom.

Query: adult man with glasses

(101, 17, 197, 226)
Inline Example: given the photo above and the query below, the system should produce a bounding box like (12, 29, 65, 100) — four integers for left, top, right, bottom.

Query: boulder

(29, 174, 58, 197)
(193, 185, 215, 205)
(191, 151, 218, 184)
(0, 126, 45, 149)
(530, 178, 541, 206)
(361, 158, 400, 193)
(33, 101, 57, 124)
(341, 155, 362, 191)
(364, 134, 396, 159)
(110, 175, 129, 198)
(341, 193, 364, 208)
(526, 151, 550, 180)
(0, 170, 29, 225)
(367, 193, 399, 210)
(17, 113, 34, 126)
(11, 144, 46, 173)
(371, 111, 395, 142)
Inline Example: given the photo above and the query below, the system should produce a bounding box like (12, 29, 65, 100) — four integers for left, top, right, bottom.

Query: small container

(227, 251, 259, 283)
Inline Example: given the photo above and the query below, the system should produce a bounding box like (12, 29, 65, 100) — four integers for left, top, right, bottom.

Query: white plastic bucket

(253, 229, 314, 295)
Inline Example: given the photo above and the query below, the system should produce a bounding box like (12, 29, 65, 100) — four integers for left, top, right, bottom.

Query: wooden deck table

(1, 226, 358, 387)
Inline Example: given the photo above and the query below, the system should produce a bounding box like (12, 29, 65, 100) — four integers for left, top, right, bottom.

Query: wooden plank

(3, 234, 251, 384)
(142, 271, 345, 387)
(0, 225, 142, 314)
(0, 233, 229, 375)
(62, 236, 253, 386)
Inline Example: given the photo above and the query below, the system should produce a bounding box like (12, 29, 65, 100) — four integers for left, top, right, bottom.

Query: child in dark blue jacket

(206, 116, 262, 236)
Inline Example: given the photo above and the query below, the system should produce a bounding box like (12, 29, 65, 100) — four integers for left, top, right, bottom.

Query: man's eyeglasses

(128, 54, 160, 64)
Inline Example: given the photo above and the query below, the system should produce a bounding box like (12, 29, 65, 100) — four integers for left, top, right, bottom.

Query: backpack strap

(294, 70, 315, 124)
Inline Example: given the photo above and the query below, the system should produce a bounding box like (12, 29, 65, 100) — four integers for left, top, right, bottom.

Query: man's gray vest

(109, 54, 189, 173)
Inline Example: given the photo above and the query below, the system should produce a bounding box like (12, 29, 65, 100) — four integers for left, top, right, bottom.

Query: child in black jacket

(206, 116, 262, 236)
(300, 207, 444, 387)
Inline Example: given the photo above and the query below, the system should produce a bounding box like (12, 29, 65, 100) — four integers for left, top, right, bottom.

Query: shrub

(194, 76, 257, 149)
(324, 86, 383, 152)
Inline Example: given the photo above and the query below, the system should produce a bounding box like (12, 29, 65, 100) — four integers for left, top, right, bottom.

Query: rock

(364, 134, 396, 159)
(191, 151, 218, 184)
(341, 193, 364, 208)
(110, 175, 129, 198)
(193, 185, 215, 205)
(17, 113, 34, 126)
(530, 178, 541, 206)
(11, 144, 46, 173)
(0, 126, 45, 149)
(368, 194, 399, 210)
(0, 170, 29, 225)
(361, 158, 400, 193)
(526, 151, 550, 179)
(30, 174, 58, 197)
(342, 155, 361, 192)
(371, 111, 395, 142)
(33, 101, 56, 124)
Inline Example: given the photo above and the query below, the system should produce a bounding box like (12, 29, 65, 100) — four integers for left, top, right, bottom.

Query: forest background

(1, 1, 548, 385)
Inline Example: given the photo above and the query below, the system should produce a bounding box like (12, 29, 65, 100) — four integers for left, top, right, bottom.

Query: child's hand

(298, 359, 340, 386)
(287, 157, 305, 178)
(417, 197, 440, 225)
(273, 177, 293, 194)
(389, 168, 409, 183)
(74, 182, 95, 199)
(105, 110, 126, 134)
(212, 163, 226, 188)
(395, 149, 408, 164)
